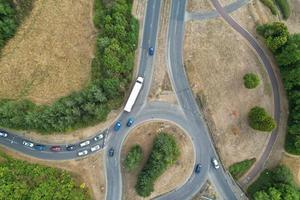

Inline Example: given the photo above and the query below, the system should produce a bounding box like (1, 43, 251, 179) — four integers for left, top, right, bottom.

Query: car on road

(195, 163, 201, 174)
(108, 148, 114, 157)
(50, 146, 62, 152)
(94, 134, 104, 141)
(23, 141, 34, 148)
(34, 144, 46, 151)
(91, 144, 100, 152)
(126, 118, 134, 127)
(78, 150, 88, 156)
(149, 47, 154, 55)
(80, 140, 90, 147)
(212, 158, 220, 169)
(66, 145, 76, 151)
(0, 131, 8, 137)
(114, 121, 121, 131)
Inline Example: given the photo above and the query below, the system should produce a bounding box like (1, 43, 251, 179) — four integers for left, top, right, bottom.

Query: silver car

(94, 134, 104, 141)
(91, 144, 100, 152)
(0, 132, 8, 137)
(212, 158, 220, 169)
(23, 141, 34, 148)
(78, 150, 88, 156)
(80, 140, 90, 147)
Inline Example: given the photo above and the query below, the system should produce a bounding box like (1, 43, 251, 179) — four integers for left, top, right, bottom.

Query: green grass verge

(229, 158, 256, 180)
(275, 0, 291, 19)
(259, 0, 278, 15)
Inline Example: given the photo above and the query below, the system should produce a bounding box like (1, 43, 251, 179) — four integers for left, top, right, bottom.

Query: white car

(23, 141, 34, 148)
(80, 140, 90, 147)
(78, 150, 88, 156)
(212, 158, 220, 169)
(0, 132, 8, 137)
(94, 134, 104, 141)
(91, 145, 100, 152)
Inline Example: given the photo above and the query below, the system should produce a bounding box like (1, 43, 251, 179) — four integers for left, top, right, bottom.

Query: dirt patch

(184, 18, 274, 168)
(0, 0, 96, 104)
(121, 121, 194, 200)
(148, 0, 177, 104)
(0, 147, 106, 200)
(192, 181, 219, 200)
(281, 153, 300, 186)
(285, 0, 300, 34)
(187, 0, 213, 12)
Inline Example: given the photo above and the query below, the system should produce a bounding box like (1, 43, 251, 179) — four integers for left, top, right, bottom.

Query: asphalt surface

(210, 0, 281, 187)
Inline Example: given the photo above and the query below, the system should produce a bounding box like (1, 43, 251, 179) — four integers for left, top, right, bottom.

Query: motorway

(0, 0, 281, 199)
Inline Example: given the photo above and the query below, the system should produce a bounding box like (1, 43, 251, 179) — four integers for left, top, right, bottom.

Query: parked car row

(77, 144, 102, 157)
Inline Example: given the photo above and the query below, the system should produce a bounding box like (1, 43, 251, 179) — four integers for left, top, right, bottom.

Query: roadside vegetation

(244, 73, 260, 89)
(124, 144, 143, 171)
(0, 152, 90, 199)
(259, 0, 290, 19)
(248, 106, 276, 132)
(229, 158, 256, 179)
(135, 133, 180, 197)
(257, 22, 300, 154)
(259, 0, 278, 15)
(248, 165, 299, 200)
(0, 0, 139, 133)
(0, 0, 33, 51)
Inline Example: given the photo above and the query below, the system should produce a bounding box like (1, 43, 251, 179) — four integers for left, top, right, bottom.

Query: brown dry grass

(184, 18, 274, 168)
(148, 0, 177, 104)
(281, 153, 300, 186)
(285, 0, 300, 33)
(0, 147, 106, 200)
(187, 0, 213, 12)
(121, 121, 194, 200)
(0, 0, 96, 104)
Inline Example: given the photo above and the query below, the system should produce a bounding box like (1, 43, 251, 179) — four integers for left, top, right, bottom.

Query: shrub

(229, 158, 256, 179)
(259, 0, 278, 15)
(275, 0, 290, 19)
(123, 144, 143, 171)
(243, 73, 260, 89)
(248, 106, 276, 132)
(135, 133, 180, 197)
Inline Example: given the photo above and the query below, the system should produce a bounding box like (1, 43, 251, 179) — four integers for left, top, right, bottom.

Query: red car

(50, 146, 62, 152)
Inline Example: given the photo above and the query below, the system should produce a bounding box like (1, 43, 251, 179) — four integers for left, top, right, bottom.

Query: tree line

(0, 0, 139, 133)
(257, 22, 300, 154)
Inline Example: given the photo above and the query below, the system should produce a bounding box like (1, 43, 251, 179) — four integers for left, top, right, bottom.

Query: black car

(195, 163, 201, 174)
(109, 148, 114, 157)
(66, 145, 76, 151)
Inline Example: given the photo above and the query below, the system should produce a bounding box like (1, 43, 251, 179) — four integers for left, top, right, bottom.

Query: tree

(243, 73, 260, 89)
(123, 144, 143, 171)
(276, 34, 300, 66)
(248, 106, 276, 132)
(272, 165, 293, 185)
(254, 191, 270, 200)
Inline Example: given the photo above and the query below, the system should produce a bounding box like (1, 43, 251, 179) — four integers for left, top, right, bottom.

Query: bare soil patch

(148, 0, 177, 104)
(192, 181, 219, 200)
(285, 0, 300, 33)
(121, 121, 194, 200)
(0, 0, 96, 104)
(184, 18, 274, 168)
(281, 153, 300, 186)
(0, 147, 106, 200)
(187, 0, 213, 12)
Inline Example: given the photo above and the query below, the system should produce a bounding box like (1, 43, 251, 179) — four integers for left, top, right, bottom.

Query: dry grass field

(121, 121, 194, 200)
(0, 0, 96, 104)
(184, 18, 274, 167)
(285, 0, 300, 33)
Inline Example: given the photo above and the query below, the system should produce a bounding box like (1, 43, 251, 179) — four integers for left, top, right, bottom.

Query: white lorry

(124, 77, 144, 112)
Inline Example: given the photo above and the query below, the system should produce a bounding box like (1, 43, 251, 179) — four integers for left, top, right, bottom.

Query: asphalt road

(210, 0, 281, 187)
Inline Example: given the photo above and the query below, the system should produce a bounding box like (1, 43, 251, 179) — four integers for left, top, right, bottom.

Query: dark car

(195, 163, 201, 174)
(66, 145, 76, 151)
(149, 47, 154, 55)
(114, 121, 121, 131)
(34, 144, 46, 151)
(109, 148, 114, 157)
(126, 118, 134, 127)
(50, 146, 62, 152)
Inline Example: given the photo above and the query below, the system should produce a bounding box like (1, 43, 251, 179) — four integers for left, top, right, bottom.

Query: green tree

(248, 106, 276, 132)
(243, 73, 260, 89)
(254, 191, 270, 200)
(276, 34, 300, 66)
(124, 144, 143, 171)
(272, 165, 293, 185)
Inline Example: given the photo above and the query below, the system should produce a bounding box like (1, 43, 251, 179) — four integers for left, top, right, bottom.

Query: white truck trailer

(124, 77, 144, 112)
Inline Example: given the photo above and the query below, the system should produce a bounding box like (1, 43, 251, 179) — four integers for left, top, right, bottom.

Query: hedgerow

(0, 0, 139, 133)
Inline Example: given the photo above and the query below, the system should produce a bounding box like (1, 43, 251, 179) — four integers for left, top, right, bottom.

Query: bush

(229, 158, 256, 179)
(248, 106, 276, 132)
(259, 0, 278, 15)
(275, 0, 290, 19)
(243, 73, 260, 89)
(0, 0, 139, 133)
(135, 133, 180, 197)
(124, 144, 143, 171)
